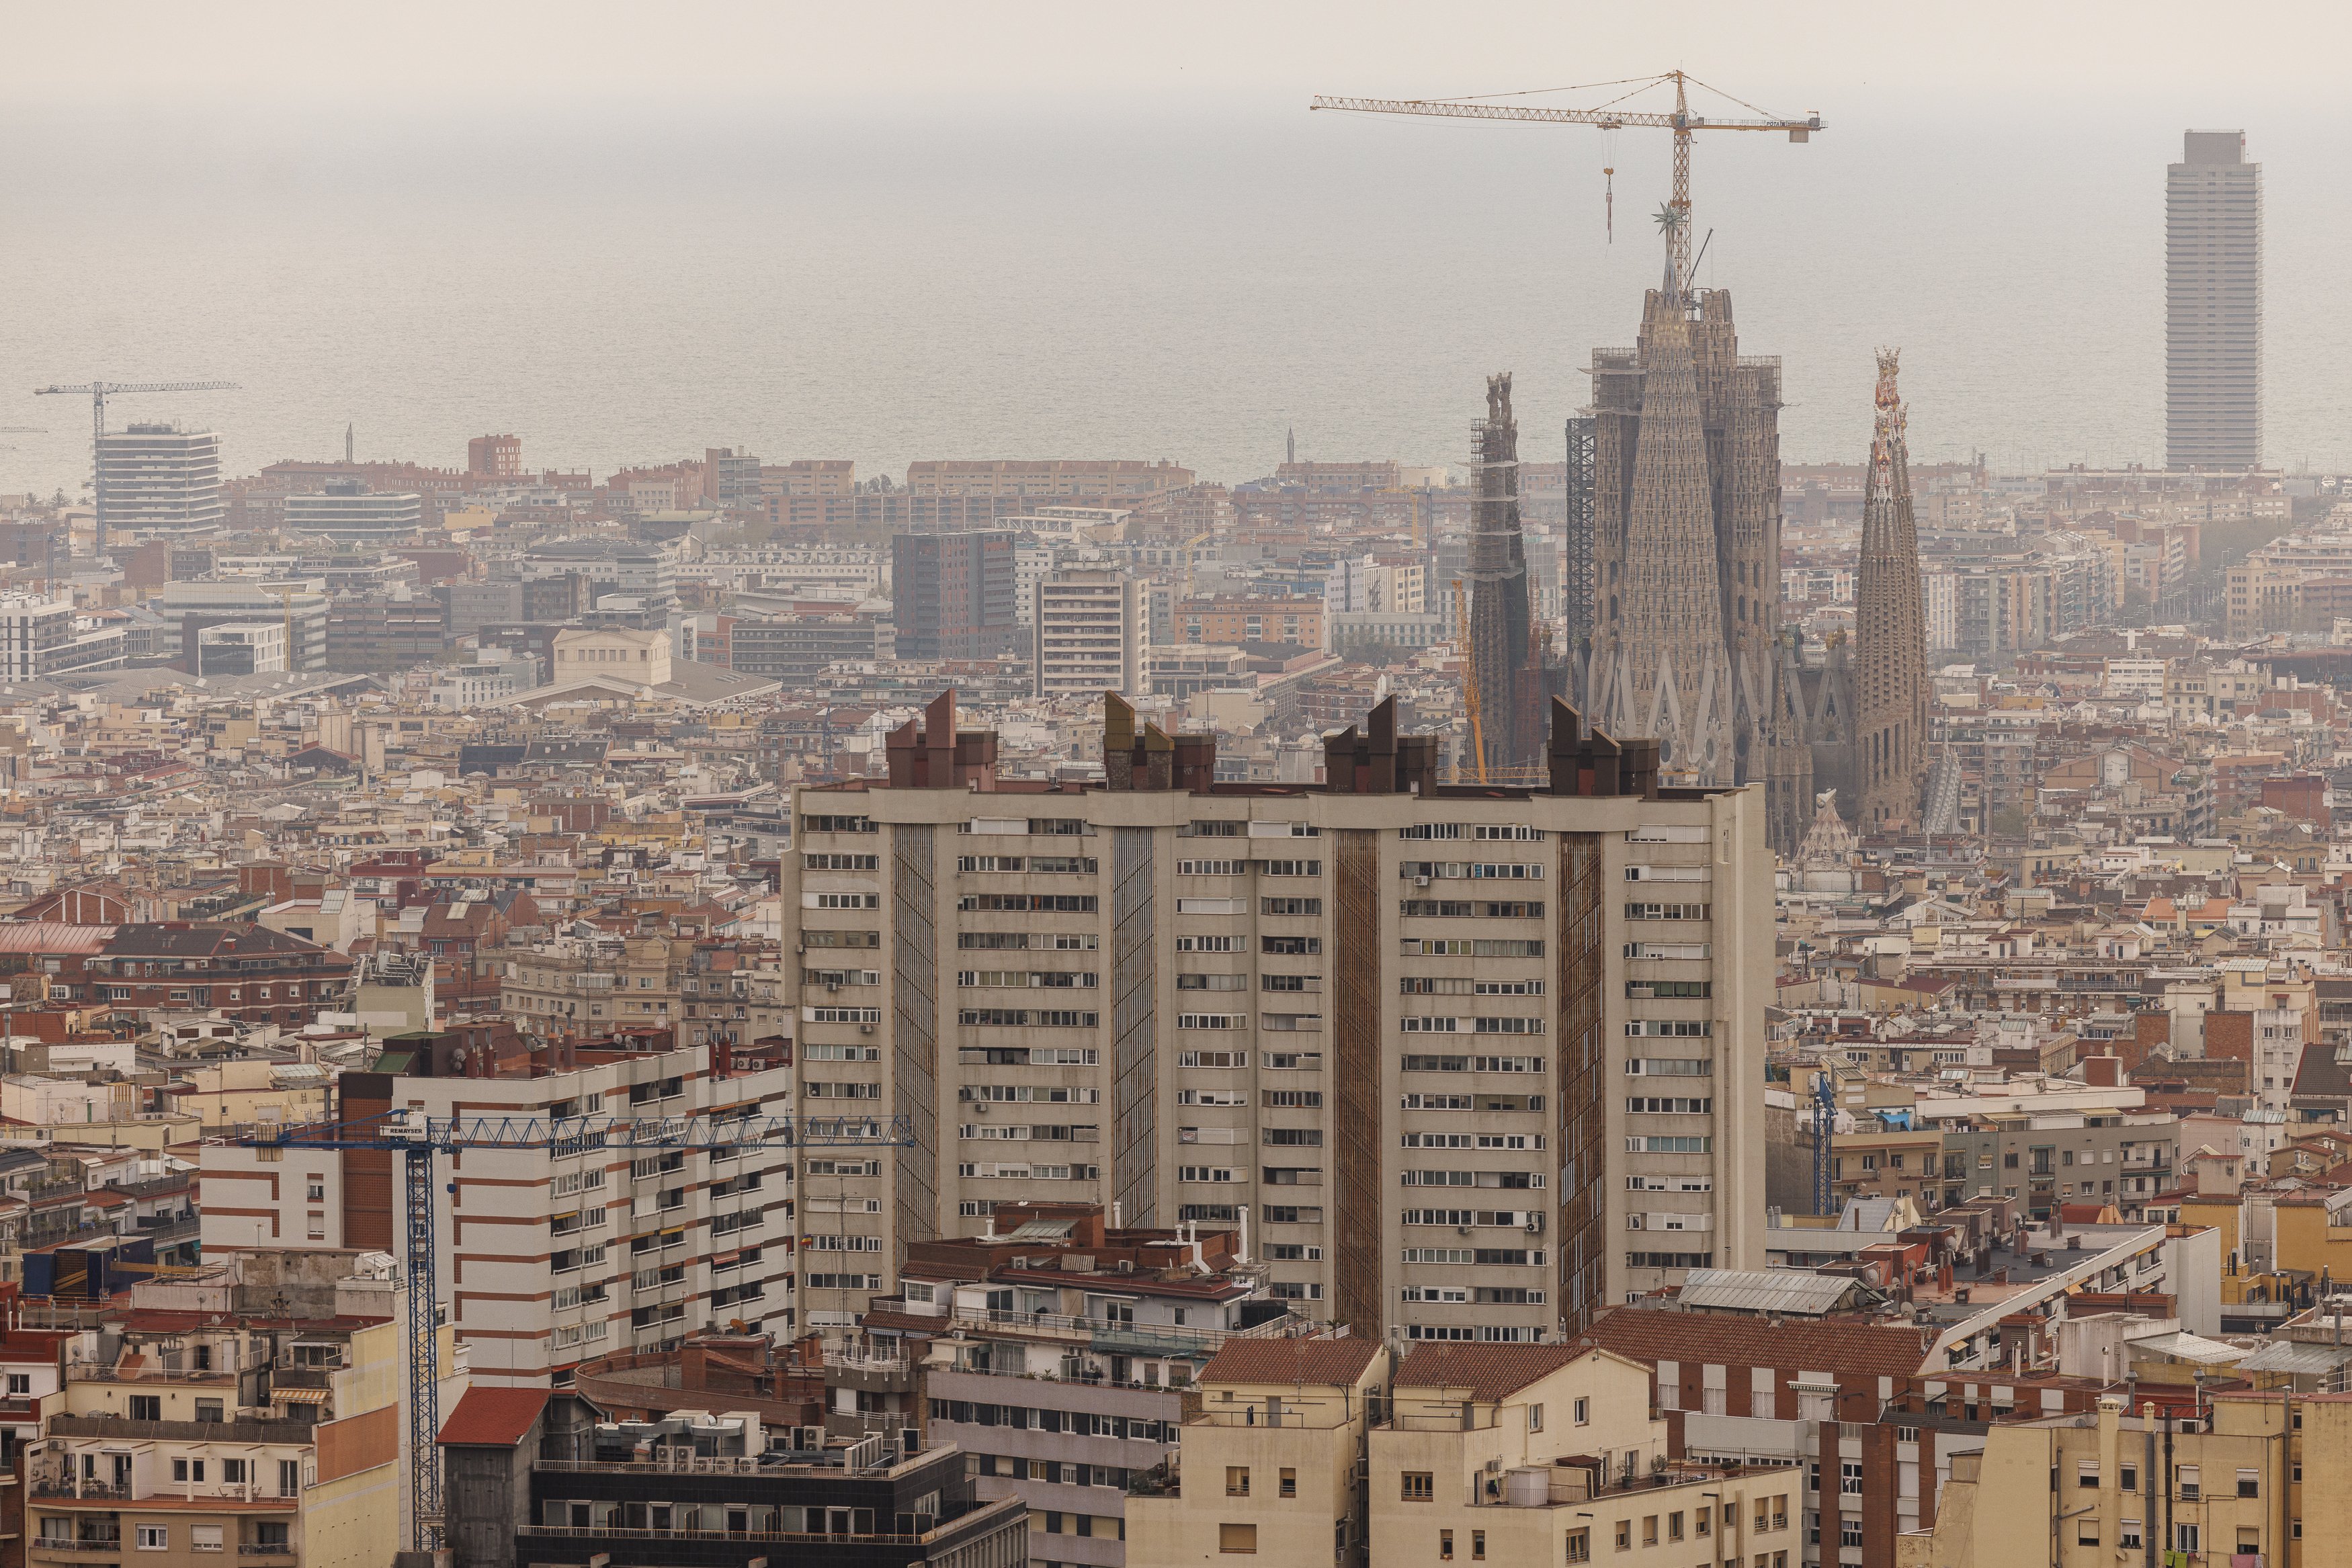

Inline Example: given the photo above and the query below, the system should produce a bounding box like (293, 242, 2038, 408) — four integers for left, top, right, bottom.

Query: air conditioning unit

(1414, 875, 1431, 887)
(859, 1024, 875, 1035)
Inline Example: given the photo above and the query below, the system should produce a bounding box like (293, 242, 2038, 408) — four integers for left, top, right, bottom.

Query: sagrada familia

(1465, 225, 1933, 854)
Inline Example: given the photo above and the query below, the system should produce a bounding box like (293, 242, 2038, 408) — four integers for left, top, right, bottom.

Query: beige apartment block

(788, 695, 1769, 1346)
(1126, 1338, 1391, 1568)
(1911, 1390, 2335, 1568)
(28, 1311, 406, 1568)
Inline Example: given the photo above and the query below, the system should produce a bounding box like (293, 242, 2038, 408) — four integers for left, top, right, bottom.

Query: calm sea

(5, 94, 2351, 496)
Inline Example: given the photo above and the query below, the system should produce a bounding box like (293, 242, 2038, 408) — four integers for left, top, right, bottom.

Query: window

(1220, 1524, 1257, 1556)
(1402, 1472, 1434, 1502)
(191, 1525, 224, 1553)
(2078, 1461, 2099, 1487)
(1473, 1530, 1486, 1561)
(1841, 1518, 1864, 1549)
(2077, 1518, 2099, 1546)
(1566, 1528, 1591, 1564)
(1279, 1468, 1296, 1498)
(1227, 1467, 1251, 1497)
(280, 1459, 300, 1496)
(2238, 1469, 2260, 1497)
(2120, 1520, 2142, 1549)
(2176, 1524, 2200, 1555)
(1528, 1403, 1544, 1432)
(2120, 1463, 2137, 1492)
(2178, 1465, 2200, 1501)
(173, 1458, 206, 1482)
(1642, 1517, 1658, 1547)
(130, 1395, 161, 1421)
(1841, 1462, 1863, 1495)
(1669, 1512, 1684, 1542)
(222, 1460, 249, 1485)
(1615, 1520, 1630, 1551)
(4, 1374, 25, 1395)
(138, 1526, 168, 1551)
(1441, 1530, 1455, 1561)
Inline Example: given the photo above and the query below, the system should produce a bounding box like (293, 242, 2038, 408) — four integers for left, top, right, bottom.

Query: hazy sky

(17, 1, 2347, 111)
(9, 2, 2352, 487)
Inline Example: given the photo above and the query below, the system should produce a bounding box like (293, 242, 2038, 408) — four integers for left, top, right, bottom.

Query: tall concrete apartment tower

(2167, 130, 2263, 470)
(1853, 350, 1931, 831)
(1585, 235, 1810, 852)
(95, 423, 224, 539)
(787, 690, 1768, 1347)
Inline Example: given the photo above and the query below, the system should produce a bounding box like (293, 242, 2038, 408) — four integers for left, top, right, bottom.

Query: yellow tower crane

(1312, 71, 1821, 288)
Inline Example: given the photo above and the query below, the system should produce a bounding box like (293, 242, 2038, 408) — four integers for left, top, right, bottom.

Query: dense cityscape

(1, 20, 2345, 1568)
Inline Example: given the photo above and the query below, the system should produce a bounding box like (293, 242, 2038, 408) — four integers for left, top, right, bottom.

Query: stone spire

(1467, 374, 1534, 772)
(1585, 217, 1804, 820)
(1597, 279, 1732, 781)
(1853, 348, 1931, 830)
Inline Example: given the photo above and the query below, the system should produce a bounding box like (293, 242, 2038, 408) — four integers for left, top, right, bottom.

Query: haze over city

(7, 8, 2352, 1568)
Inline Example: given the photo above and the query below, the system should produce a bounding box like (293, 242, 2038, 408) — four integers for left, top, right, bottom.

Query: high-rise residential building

(199, 1029, 796, 1386)
(786, 691, 1767, 1346)
(1852, 351, 1931, 832)
(95, 423, 224, 539)
(281, 478, 425, 540)
(1035, 568, 1141, 697)
(468, 433, 522, 478)
(2167, 130, 2263, 470)
(1583, 242, 1810, 852)
(892, 531, 1020, 661)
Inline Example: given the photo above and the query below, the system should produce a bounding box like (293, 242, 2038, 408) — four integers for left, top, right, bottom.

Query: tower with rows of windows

(786, 691, 1766, 1345)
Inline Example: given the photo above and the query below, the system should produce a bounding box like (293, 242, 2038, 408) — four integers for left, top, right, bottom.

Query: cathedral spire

(1853, 349, 1931, 831)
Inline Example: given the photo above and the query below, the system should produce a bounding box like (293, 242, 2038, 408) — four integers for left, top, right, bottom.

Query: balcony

(30, 1540, 123, 1556)
(239, 1544, 296, 1559)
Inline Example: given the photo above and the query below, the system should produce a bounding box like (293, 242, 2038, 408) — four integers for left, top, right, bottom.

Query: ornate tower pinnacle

(1853, 347, 1931, 832)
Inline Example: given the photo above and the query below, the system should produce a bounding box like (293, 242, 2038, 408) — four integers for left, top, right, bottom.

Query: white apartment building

(281, 479, 425, 539)
(95, 423, 224, 538)
(1035, 569, 1140, 698)
(198, 1037, 795, 1387)
(787, 693, 1768, 1346)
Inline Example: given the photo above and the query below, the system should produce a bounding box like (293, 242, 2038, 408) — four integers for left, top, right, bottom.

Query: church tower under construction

(1582, 230, 1810, 852)
(1852, 349, 1930, 830)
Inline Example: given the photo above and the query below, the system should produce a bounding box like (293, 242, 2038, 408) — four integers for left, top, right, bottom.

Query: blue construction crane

(1810, 1072, 1838, 1219)
(238, 1109, 913, 1552)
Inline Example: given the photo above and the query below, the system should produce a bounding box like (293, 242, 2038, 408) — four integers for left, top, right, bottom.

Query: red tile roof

(1394, 1343, 1594, 1402)
(1198, 1336, 1380, 1389)
(1575, 1307, 1933, 1381)
(438, 1387, 548, 1447)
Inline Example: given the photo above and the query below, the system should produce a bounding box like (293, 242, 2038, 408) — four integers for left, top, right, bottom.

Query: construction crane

(32, 380, 241, 551)
(1452, 577, 1486, 783)
(238, 1108, 914, 1553)
(1811, 1071, 1839, 1218)
(1311, 71, 1821, 289)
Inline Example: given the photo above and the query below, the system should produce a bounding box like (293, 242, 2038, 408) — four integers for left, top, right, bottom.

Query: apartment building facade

(1035, 571, 1140, 699)
(786, 693, 1768, 1346)
(198, 1033, 796, 1387)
